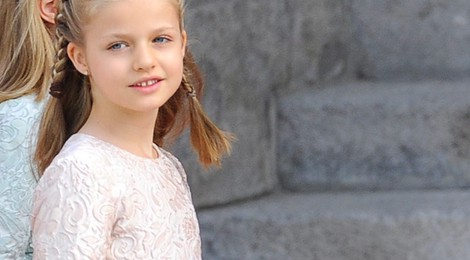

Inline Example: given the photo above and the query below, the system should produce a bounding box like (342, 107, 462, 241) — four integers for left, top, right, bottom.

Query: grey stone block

(171, 0, 286, 207)
(198, 190, 470, 260)
(286, 0, 359, 89)
(185, 0, 290, 94)
(185, 0, 470, 85)
(351, 0, 470, 80)
(187, 0, 359, 90)
(277, 80, 470, 191)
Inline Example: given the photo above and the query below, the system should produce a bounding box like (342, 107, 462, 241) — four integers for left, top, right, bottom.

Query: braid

(49, 0, 73, 97)
(182, 53, 234, 167)
(35, 4, 70, 175)
(49, 25, 69, 97)
(35, 0, 92, 175)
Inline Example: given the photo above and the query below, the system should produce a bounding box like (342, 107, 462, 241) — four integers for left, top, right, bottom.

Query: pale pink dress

(31, 133, 201, 259)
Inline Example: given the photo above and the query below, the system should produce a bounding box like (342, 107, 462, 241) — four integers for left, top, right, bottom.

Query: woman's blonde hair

(0, 0, 55, 102)
(35, 0, 233, 175)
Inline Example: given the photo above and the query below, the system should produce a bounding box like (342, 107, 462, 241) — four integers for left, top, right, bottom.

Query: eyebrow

(101, 27, 180, 40)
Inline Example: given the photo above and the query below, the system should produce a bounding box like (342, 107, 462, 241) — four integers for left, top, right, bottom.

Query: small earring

(83, 70, 88, 75)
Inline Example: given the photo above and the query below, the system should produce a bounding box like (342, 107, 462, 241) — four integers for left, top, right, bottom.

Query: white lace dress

(0, 94, 44, 260)
(32, 133, 201, 259)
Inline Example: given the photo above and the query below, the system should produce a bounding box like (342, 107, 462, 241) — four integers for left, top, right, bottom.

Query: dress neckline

(72, 133, 162, 163)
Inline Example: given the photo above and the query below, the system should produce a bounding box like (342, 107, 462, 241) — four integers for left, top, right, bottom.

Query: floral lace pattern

(32, 134, 201, 259)
(0, 95, 44, 260)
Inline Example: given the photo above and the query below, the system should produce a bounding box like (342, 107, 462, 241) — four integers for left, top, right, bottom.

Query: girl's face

(68, 0, 186, 115)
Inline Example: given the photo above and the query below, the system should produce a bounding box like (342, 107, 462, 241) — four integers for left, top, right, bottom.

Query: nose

(133, 44, 156, 72)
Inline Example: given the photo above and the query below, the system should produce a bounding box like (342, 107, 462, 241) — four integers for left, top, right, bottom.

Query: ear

(181, 30, 187, 56)
(67, 42, 89, 75)
(39, 0, 57, 25)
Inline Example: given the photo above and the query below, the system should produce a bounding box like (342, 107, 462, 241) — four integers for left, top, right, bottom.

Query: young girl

(0, 0, 56, 258)
(32, 0, 232, 258)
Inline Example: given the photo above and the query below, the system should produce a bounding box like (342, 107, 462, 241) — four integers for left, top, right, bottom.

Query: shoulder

(37, 134, 118, 190)
(0, 94, 45, 143)
(32, 136, 122, 258)
(0, 95, 45, 172)
(53, 135, 109, 167)
(0, 94, 45, 120)
(58, 133, 130, 163)
(35, 135, 128, 212)
(158, 147, 183, 169)
(157, 147, 189, 182)
(0, 95, 45, 139)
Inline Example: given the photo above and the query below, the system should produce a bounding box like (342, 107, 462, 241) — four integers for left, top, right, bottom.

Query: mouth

(130, 78, 161, 88)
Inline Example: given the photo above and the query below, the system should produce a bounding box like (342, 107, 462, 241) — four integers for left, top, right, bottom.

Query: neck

(79, 105, 159, 159)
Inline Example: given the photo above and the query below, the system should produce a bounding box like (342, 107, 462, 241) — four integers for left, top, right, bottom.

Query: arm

(0, 161, 36, 260)
(0, 97, 40, 259)
(0, 186, 35, 260)
(31, 159, 117, 259)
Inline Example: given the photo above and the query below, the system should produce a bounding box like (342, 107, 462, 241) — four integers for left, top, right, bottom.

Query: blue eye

(153, 37, 170, 43)
(109, 42, 127, 50)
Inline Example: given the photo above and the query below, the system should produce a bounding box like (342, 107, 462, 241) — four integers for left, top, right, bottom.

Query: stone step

(198, 190, 470, 260)
(277, 79, 470, 192)
(350, 0, 470, 80)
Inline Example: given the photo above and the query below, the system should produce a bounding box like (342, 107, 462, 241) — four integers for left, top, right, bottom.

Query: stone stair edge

(197, 189, 470, 219)
(198, 190, 470, 260)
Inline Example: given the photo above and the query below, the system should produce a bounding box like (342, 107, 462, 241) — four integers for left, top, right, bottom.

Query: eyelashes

(107, 36, 173, 51)
(108, 42, 127, 50)
(153, 36, 172, 44)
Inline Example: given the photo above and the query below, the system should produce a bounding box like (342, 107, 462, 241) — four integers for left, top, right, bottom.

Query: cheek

(88, 64, 125, 97)
(89, 58, 126, 81)
(172, 58, 185, 78)
(173, 65, 184, 87)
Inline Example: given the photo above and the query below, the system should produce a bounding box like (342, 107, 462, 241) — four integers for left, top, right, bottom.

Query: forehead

(85, 0, 180, 23)
(83, 0, 181, 35)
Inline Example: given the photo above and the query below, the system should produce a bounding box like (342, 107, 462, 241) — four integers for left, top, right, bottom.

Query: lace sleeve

(0, 96, 41, 260)
(31, 157, 118, 259)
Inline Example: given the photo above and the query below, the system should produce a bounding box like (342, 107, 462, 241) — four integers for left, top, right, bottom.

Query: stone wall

(170, 0, 470, 258)
(172, 0, 289, 207)
(278, 80, 470, 192)
(170, 0, 470, 207)
(351, 0, 470, 80)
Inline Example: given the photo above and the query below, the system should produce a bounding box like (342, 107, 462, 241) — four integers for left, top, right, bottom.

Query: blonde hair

(35, 0, 233, 175)
(0, 0, 55, 102)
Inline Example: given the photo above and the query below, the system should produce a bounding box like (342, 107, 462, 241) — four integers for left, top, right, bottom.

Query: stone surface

(171, 2, 470, 258)
(351, 0, 470, 80)
(175, 0, 470, 205)
(198, 190, 470, 260)
(277, 79, 470, 191)
(176, 0, 470, 239)
(176, 0, 364, 207)
(286, 0, 359, 89)
(171, 0, 287, 207)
